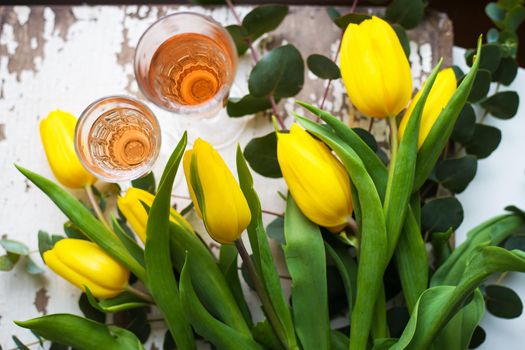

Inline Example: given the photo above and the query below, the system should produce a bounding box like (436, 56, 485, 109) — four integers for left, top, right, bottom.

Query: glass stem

(235, 239, 289, 349)
(84, 185, 111, 231)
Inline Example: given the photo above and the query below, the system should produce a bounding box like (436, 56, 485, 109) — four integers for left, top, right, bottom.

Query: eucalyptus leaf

(333, 13, 371, 29)
(266, 217, 285, 243)
(226, 25, 249, 56)
(112, 308, 151, 343)
(284, 196, 330, 350)
(16, 314, 144, 350)
(451, 103, 477, 144)
(63, 221, 88, 240)
(144, 133, 195, 349)
(0, 255, 16, 271)
(469, 326, 486, 349)
(421, 197, 464, 233)
(12, 336, 30, 350)
(0, 239, 29, 255)
(25, 257, 45, 275)
(37, 230, 53, 258)
(79, 293, 106, 323)
(307, 54, 341, 80)
(480, 91, 519, 119)
(131, 172, 156, 195)
(505, 6, 525, 31)
(327, 7, 341, 22)
(493, 56, 518, 85)
(465, 124, 502, 159)
(248, 44, 304, 98)
(485, 284, 523, 318)
(504, 234, 525, 251)
(486, 2, 506, 25)
(467, 69, 492, 103)
(435, 155, 478, 193)
(242, 5, 288, 42)
(465, 44, 502, 73)
(244, 132, 282, 178)
(385, 0, 426, 29)
(393, 24, 411, 57)
(227, 94, 273, 117)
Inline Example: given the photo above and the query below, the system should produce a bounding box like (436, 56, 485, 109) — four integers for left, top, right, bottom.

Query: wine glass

(75, 96, 161, 182)
(134, 12, 246, 148)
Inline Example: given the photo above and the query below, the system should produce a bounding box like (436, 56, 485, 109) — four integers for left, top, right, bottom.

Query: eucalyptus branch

(126, 285, 155, 304)
(225, 0, 286, 129)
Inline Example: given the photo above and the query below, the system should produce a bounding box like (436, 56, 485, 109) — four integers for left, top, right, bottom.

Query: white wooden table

(0, 4, 522, 349)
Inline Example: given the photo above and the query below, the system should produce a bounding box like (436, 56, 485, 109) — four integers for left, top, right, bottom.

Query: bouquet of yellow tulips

(8, 9, 525, 350)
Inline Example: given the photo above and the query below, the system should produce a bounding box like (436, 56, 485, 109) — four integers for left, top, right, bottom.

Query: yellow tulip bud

(183, 139, 251, 244)
(43, 238, 129, 299)
(117, 187, 194, 242)
(40, 110, 96, 188)
(398, 68, 457, 148)
(340, 16, 413, 119)
(277, 124, 352, 231)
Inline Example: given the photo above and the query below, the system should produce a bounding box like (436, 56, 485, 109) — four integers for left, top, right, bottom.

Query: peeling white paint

(13, 6, 31, 26)
(0, 24, 17, 55)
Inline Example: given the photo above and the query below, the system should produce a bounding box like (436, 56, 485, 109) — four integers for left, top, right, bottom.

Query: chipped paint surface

(0, 5, 452, 348)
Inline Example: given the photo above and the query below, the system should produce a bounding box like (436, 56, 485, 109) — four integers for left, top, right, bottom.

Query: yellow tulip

(43, 238, 129, 299)
(277, 124, 352, 231)
(398, 68, 457, 148)
(117, 187, 194, 242)
(183, 139, 251, 244)
(40, 110, 96, 188)
(340, 16, 412, 119)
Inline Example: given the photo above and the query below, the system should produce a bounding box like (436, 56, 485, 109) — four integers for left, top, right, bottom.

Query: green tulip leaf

(111, 217, 144, 267)
(218, 244, 253, 328)
(226, 25, 250, 56)
(248, 44, 304, 98)
(236, 146, 297, 349)
(84, 288, 149, 313)
(331, 330, 350, 350)
(385, 0, 426, 29)
(493, 57, 518, 85)
(485, 284, 523, 318)
(465, 124, 502, 159)
(169, 222, 252, 334)
(227, 94, 273, 117)
(15, 165, 146, 281)
(465, 43, 502, 73)
(144, 132, 195, 349)
(387, 307, 410, 338)
(294, 113, 387, 350)
(131, 172, 156, 195)
(242, 5, 288, 42)
(307, 54, 341, 80)
(480, 91, 519, 119)
(283, 196, 330, 350)
(421, 197, 464, 233)
(179, 254, 263, 350)
(333, 13, 371, 29)
(435, 155, 478, 193)
(266, 217, 285, 244)
(415, 37, 481, 190)
(451, 103, 476, 144)
(244, 132, 282, 178)
(467, 69, 492, 103)
(15, 314, 144, 350)
(252, 319, 283, 350)
(324, 240, 357, 316)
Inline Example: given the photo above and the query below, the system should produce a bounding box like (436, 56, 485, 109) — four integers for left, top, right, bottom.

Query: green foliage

(15, 314, 144, 350)
(385, 0, 427, 29)
(227, 95, 274, 117)
(226, 25, 250, 56)
(242, 5, 288, 43)
(332, 13, 371, 29)
(485, 284, 523, 318)
(451, 104, 476, 143)
(266, 217, 285, 244)
(307, 54, 341, 80)
(243, 132, 282, 178)
(0, 237, 44, 275)
(467, 69, 492, 103)
(421, 197, 464, 233)
(481, 91, 520, 119)
(435, 156, 478, 193)
(131, 172, 156, 195)
(84, 288, 149, 314)
(283, 196, 330, 350)
(248, 44, 304, 99)
(465, 124, 502, 158)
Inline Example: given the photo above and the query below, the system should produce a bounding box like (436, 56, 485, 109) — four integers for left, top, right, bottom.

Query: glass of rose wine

(75, 96, 161, 182)
(134, 12, 245, 148)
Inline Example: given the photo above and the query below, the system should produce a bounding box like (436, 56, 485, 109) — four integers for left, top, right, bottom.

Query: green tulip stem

(84, 185, 111, 231)
(388, 116, 399, 166)
(126, 285, 155, 304)
(235, 239, 289, 349)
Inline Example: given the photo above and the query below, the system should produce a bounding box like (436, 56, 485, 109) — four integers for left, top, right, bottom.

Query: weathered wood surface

(0, 5, 457, 348)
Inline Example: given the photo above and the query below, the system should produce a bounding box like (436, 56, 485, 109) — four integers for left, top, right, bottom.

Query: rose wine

(88, 107, 157, 172)
(147, 33, 232, 106)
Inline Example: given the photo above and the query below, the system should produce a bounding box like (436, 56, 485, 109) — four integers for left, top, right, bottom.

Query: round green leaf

(485, 3, 506, 26)
(451, 103, 476, 144)
(468, 326, 486, 349)
(248, 44, 304, 98)
(353, 128, 378, 152)
(327, 7, 341, 22)
(504, 235, 525, 251)
(387, 307, 410, 338)
(242, 5, 288, 42)
(465, 124, 502, 159)
(467, 69, 492, 103)
(505, 6, 525, 31)
(481, 91, 519, 119)
(452, 65, 465, 81)
(466, 44, 502, 73)
(227, 94, 273, 117)
(243, 132, 282, 178)
(131, 171, 156, 195)
(421, 197, 464, 233)
(333, 13, 371, 29)
(435, 155, 478, 193)
(0, 239, 29, 255)
(485, 284, 523, 319)
(307, 54, 340, 80)
(0, 255, 16, 271)
(79, 293, 106, 323)
(487, 28, 500, 43)
(493, 57, 518, 85)
(266, 217, 285, 243)
(385, 0, 426, 29)
(226, 25, 249, 56)
(393, 24, 410, 58)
